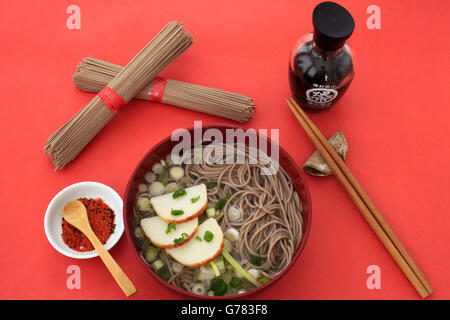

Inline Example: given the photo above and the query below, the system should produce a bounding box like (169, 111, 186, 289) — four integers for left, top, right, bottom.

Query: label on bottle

(306, 87, 338, 106)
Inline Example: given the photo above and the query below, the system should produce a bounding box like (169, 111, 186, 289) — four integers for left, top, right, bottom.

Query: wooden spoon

(62, 200, 137, 297)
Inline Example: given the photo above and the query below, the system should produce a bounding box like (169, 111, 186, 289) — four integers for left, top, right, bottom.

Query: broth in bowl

(130, 140, 307, 297)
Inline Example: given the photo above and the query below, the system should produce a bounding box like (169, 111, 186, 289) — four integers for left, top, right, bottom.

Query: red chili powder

(62, 198, 116, 252)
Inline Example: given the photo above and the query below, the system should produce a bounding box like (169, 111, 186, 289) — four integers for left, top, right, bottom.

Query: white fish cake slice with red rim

(151, 184, 207, 223)
(165, 218, 224, 267)
(140, 216, 198, 248)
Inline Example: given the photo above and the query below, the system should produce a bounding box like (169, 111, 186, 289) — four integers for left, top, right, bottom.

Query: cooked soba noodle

(133, 143, 303, 295)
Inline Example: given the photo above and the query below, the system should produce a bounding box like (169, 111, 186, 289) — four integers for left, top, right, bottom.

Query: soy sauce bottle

(289, 1, 355, 113)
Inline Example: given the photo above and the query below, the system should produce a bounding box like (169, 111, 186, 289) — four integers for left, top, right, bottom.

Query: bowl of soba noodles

(124, 124, 312, 298)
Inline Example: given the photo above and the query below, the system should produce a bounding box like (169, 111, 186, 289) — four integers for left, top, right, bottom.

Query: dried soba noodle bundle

(73, 57, 255, 122)
(45, 21, 193, 169)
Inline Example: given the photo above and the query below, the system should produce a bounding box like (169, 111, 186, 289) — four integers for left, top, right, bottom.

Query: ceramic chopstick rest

(303, 131, 348, 176)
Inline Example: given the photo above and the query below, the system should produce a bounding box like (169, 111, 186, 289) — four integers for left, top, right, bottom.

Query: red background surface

(1, 0, 449, 300)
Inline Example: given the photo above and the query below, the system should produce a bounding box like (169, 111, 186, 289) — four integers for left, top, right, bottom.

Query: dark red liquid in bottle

(289, 39, 354, 113)
(289, 2, 355, 113)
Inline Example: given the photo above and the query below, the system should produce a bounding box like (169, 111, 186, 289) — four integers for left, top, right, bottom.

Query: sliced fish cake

(140, 216, 198, 249)
(151, 184, 207, 223)
(166, 218, 224, 267)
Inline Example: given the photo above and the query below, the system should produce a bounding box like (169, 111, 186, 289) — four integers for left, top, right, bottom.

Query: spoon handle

(84, 228, 137, 297)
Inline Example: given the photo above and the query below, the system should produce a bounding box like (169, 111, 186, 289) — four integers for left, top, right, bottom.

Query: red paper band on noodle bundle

(98, 86, 126, 112)
(150, 77, 167, 102)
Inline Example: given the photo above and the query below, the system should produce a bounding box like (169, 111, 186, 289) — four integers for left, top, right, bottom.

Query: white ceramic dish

(44, 181, 124, 259)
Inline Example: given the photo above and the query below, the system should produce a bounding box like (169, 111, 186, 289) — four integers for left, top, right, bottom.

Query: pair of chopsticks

(286, 97, 433, 298)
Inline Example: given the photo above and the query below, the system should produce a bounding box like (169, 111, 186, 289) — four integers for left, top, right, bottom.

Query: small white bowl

(44, 181, 124, 259)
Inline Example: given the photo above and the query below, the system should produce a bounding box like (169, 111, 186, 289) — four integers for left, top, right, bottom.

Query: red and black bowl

(124, 124, 312, 299)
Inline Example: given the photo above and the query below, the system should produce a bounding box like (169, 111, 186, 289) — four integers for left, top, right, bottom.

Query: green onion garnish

(258, 277, 271, 285)
(171, 209, 184, 216)
(221, 248, 260, 287)
(207, 181, 217, 189)
(165, 223, 176, 234)
(195, 235, 202, 241)
(229, 277, 242, 288)
(173, 232, 189, 244)
(203, 230, 214, 242)
(191, 195, 200, 203)
(157, 267, 170, 281)
(172, 189, 187, 199)
(210, 261, 221, 277)
(215, 210, 225, 221)
(210, 278, 227, 296)
(182, 282, 191, 292)
(250, 254, 262, 266)
(215, 198, 227, 210)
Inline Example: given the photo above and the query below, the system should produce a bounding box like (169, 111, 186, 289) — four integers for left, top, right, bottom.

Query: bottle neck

(312, 41, 343, 58)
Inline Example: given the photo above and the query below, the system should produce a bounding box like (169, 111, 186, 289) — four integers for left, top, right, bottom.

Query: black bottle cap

(312, 1, 355, 51)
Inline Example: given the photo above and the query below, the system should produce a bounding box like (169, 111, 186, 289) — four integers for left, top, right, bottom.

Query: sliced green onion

(195, 235, 202, 241)
(229, 277, 242, 288)
(192, 282, 207, 295)
(215, 198, 227, 210)
(248, 268, 260, 280)
(191, 195, 200, 203)
(258, 277, 271, 285)
(172, 262, 183, 274)
(214, 255, 226, 274)
(138, 197, 151, 212)
(157, 267, 170, 281)
(172, 189, 187, 199)
(207, 181, 217, 189)
(195, 265, 216, 281)
(165, 182, 180, 193)
(250, 254, 262, 266)
(158, 168, 169, 186)
(204, 230, 214, 242)
(173, 232, 189, 244)
(222, 248, 260, 287)
(206, 207, 216, 218)
(134, 226, 145, 238)
(210, 277, 227, 296)
(171, 209, 184, 216)
(144, 245, 160, 262)
(210, 261, 221, 277)
(152, 163, 164, 174)
(182, 282, 191, 292)
(165, 223, 176, 234)
(144, 171, 157, 183)
(151, 259, 165, 271)
(222, 270, 233, 283)
(169, 166, 184, 180)
(149, 181, 165, 196)
(138, 183, 147, 193)
(215, 211, 225, 221)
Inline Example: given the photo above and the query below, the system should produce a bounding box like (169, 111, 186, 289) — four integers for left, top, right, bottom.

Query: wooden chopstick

(286, 97, 433, 298)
